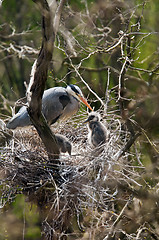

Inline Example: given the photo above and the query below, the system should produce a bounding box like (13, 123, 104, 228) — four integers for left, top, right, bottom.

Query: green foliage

(0, 195, 41, 240)
(0, 0, 41, 103)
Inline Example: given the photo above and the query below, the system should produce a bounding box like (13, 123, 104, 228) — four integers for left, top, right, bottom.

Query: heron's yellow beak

(78, 96, 93, 111)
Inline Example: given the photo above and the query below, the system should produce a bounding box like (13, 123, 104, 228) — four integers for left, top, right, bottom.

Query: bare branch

(104, 68, 110, 114)
(67, 56, 105, 107)
(27, 0, 65, 164)
(104, 195, 133, 240)
(53, 0, 65, 36)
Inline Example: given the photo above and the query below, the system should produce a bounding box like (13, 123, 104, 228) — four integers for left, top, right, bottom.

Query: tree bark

(27, 0, 61, 166)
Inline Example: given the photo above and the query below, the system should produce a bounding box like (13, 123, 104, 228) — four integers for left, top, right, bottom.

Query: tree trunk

(27, 0, 61, 166)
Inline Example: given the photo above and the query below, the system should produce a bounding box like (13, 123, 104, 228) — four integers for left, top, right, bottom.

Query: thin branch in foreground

(115, 131, 141, 160)
(53, 0, 65, 36)
(104, 67, 111, 114)
(67, 55, 105, 107)
(136, 224, 159, 240)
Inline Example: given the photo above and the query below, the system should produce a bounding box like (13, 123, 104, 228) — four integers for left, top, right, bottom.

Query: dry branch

(27, 0, 65, 165)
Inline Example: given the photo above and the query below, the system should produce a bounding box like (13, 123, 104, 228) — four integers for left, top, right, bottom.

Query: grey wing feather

(6, 87, 76, 129)
(6, 106, 31, 129)
(7, 87, 67, 129)
(42, 87, 70, 124)
(91, 123, 107, 146)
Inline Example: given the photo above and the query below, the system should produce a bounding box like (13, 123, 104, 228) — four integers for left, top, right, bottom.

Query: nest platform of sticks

(2, 108, 153, 239)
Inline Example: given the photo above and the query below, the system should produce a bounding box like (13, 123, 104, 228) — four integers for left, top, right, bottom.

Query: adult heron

(84, 112, 107, 147)
(7, 84, 93, 129)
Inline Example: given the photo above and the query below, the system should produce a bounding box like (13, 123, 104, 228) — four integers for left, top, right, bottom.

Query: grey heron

(7, 85, 93, 129)
(84, 112, 107, 147)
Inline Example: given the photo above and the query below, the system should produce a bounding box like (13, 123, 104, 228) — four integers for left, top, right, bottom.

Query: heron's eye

(88, 115, 95, 121)
(69, 84, 80, 94)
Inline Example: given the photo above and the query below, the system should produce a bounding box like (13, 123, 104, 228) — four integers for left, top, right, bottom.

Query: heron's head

(84, 112, 101, 123)
(66, 85, 93, 111)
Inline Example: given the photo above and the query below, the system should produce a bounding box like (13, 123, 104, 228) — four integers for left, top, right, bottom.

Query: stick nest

(0, 109, 146, 239)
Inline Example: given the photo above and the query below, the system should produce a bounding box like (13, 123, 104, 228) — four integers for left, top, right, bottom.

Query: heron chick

(84, 112, 107, 147)
(7, 85, 93, 129)
(55, 134, 72, 155)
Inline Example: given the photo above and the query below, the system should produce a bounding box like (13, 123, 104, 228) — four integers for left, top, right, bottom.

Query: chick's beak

(83, 118, 89, 123)
(78, 95, 93, 111)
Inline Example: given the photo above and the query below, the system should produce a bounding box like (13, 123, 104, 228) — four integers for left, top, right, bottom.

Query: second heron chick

(55, 134, 72, 155)
(84, 112, 107, 147)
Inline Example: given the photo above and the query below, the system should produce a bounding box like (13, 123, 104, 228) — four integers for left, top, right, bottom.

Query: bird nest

(0, 108, 144, 239)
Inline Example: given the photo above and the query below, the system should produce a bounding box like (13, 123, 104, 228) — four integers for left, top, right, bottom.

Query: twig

(76, 34, 125, 71)
(64, 62, 149, 87)
(68, 56, 105, 107)
(117, 58, 128, 102)
(103, 195, 133, 240)
(136, 224, 159, 240)
(115, 132, 141, 160)
(53, 0, 65, 36)
(104, 67, 110, 114)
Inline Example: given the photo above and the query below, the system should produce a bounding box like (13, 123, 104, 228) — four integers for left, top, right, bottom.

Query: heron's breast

(61, 97, 80, 120)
